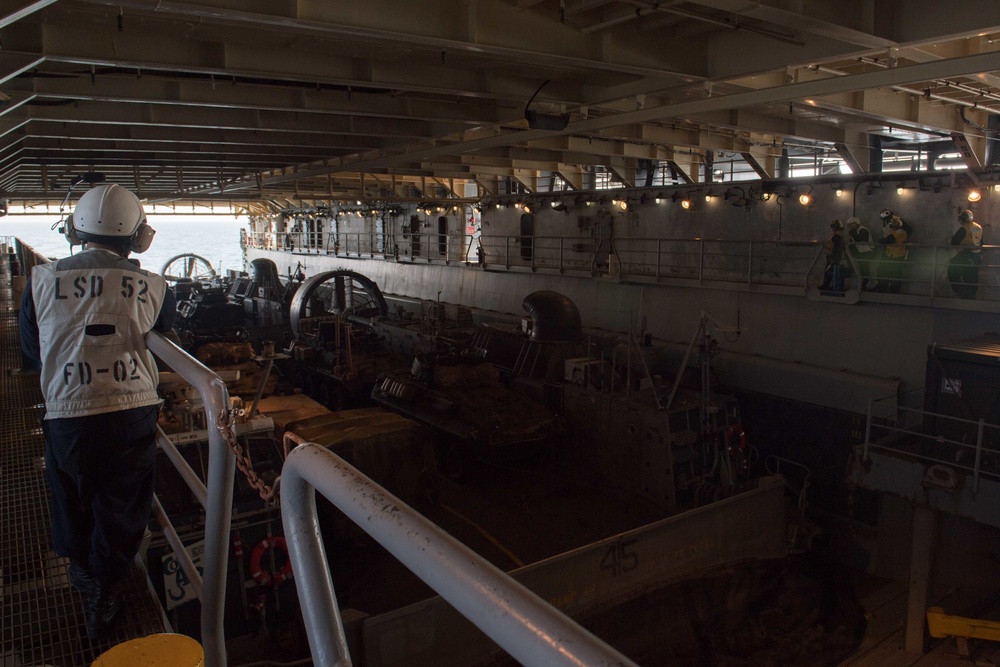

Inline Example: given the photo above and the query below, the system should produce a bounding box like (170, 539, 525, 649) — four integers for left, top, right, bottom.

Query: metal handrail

(279, 437, 639, 667)
(146, 331, 236, 667)
(243, 230, 1000, 303)
(861, 395, 1000, 494)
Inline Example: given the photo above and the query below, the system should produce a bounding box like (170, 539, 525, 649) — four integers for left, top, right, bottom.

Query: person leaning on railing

(876, 215, 909, 293)
(948, 209, 983, 299)
(18, 184, 177, 642)
(820, 219, 846, 292)
(846, 217, 876, 291)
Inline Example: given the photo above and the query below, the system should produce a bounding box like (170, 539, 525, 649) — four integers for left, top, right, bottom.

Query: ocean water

(1, 215, 249, 276)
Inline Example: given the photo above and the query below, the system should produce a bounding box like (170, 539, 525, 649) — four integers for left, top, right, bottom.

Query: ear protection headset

(59, 213, 81, 247)
(130, 222, 155, 253)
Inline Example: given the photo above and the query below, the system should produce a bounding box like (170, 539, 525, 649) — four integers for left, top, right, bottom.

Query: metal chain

(217, 407, 279, 504)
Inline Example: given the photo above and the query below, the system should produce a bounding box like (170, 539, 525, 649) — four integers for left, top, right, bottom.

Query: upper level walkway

(245, 230, 1000, 314)
(0, 246, 166, 666)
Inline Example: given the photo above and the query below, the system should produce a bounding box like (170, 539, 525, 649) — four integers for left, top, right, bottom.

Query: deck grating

(0, 259, 168, 666)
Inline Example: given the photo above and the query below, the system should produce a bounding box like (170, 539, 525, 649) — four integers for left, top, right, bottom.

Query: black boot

(68, 562, 99, 598)
(86, 586, 123, 642)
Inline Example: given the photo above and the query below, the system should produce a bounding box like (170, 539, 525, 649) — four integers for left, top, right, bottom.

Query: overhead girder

(679, 0, 895, 50)
(834, 140, 868, 175)
(475, 176, 500, 195)
(739, 149, 773, 179)
(4, 14, 634, 111)
(0, 0, 58, 30)
(19, 136, 343, 160)
(28, 0, 997, 107)
(605, 160, 637, 188)
(244, 48, 1000, 193)
(554, 166, 586, 190)
(0, 1, 997, 206)
(698, 0, 1000, 79)
(21, 121, 390, 152)
(9, 68, 510, 126)
(781, 63, 1000, 133)
(6, 99, 448, 141)
(71, 0, 703, 80)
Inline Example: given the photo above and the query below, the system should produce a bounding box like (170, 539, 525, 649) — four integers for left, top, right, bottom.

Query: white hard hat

(67, 184, 155, 253)
(846, 216, 861, 227)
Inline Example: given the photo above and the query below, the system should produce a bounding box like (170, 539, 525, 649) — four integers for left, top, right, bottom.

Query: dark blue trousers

(43, 404, 158, 588)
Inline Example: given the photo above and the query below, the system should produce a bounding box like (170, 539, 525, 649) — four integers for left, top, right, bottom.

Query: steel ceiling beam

(0, 0, 58, 30)
(249, 50, 1000, 191)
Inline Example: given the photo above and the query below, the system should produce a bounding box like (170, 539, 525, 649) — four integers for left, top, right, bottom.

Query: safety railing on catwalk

(243, 230, 474, 265)
(7, 239, 237, 665)
(144, 332, 236, 667)
(279, 431, 640, 667)
(860, 389, 1000, 505)
(245, 230, 1000, 303)
(1, 237, 47, 306)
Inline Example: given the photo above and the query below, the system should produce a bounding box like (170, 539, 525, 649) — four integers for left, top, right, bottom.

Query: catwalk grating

(0, 257, 168, 666)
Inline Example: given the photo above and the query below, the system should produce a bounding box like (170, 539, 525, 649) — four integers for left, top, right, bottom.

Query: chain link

(216, 407, 279, 504)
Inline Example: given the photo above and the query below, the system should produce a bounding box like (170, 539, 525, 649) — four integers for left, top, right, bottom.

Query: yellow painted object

(92, 633, 204, 667)
(927, 606, 1000, 642)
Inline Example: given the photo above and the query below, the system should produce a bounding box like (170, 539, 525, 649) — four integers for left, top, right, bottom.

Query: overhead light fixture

(835, 188, 843, 197)
(968, 189, 982, 202)
(896, 185, 905, 195)
(994, 184, 1000, 192)
(617, 199, 628, 210)
(798, 193, 812, 205)
(681, 198, 692, 210)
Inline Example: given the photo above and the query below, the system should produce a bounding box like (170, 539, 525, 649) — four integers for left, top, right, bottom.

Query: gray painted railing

(245, 231, 1000, 305)
(146, 331, 236, 667)
(279, 437, 640, 667)
(862, 394, 1000, 495)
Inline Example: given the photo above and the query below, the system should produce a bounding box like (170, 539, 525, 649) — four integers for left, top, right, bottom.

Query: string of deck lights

(299, 176, 1000, 221)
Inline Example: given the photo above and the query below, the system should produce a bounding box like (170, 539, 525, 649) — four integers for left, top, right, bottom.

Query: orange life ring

(249, 536, 293, 586)
(725, 424, 747, 451)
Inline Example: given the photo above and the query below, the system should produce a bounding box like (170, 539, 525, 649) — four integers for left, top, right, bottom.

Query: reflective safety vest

(31, 249, 167, 419)
(884, 228, 908, 259)
(961, 222, 983, 251)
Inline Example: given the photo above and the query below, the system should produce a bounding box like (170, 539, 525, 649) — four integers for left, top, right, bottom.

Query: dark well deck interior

(0, 255, 167, 666)
(3, 245, 1000, 666)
